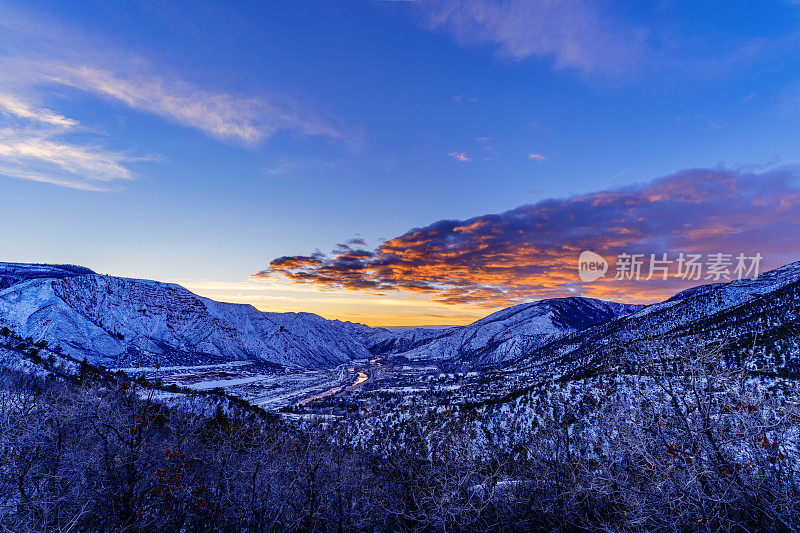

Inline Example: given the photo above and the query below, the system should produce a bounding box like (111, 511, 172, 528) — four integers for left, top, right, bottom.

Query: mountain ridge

(509, 260, 800, 379)
(370, 297, 643, 366)
(4, 260, 796, 373)
(0, 262, 640, 369)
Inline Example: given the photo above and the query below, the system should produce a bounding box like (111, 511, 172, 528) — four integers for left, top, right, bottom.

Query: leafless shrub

(0, 338, 798, 532)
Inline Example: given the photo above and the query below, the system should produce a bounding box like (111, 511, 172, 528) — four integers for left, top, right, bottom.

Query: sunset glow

(3, 1, 800, 326)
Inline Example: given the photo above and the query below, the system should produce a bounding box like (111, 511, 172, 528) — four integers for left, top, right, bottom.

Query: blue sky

(3, 0, 800, 325)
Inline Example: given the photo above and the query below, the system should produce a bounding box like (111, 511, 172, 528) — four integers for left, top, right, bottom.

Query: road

(295, 369, 369, 407)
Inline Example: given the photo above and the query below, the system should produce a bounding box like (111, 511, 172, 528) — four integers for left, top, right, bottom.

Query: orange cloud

(448, 151, 470, 162)
(258, 167, 800, 308)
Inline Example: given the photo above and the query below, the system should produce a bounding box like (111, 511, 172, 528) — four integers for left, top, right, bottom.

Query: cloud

(0, 53, 355, 149)
(448, 151, 470, 161)
(259, 167, 800, 307)
(416, 1, 796, 84)
(0, 127, 141, 191)
(344, 238, 367, 247)
(419, 0, 647, 78)
(528, 153, 546, 161)
(0, 90, 149, 191)
(38, 63, 354, 147)
(0, 93, 77, 127)
(0, 7, 358, 189)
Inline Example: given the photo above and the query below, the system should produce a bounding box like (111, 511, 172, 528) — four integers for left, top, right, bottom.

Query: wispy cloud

(528, 153, 546, 161)
(0, 93, 77, 127)
(416, 0, 796, 84)
(418, 0, 647, 78)
(0, 90, 147, 191)
(0, 128, 140, 191)
(0, 7, 358, 189)
(39, 63, 354, 146)
(259, 167, 800, 307)
(448, 151, 470, 161)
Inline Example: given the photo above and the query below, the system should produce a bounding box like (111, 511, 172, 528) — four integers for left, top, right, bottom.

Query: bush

(0, 343, 797, 532)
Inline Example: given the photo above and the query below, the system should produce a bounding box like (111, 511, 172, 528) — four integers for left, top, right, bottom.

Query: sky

(2, 0, 800, 326)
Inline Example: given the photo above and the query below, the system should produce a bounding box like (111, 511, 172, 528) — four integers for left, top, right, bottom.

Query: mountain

(0, 263, 376, 369)
(0, 262, 94, 291)
(11, 260, 792, 375)
(370, 297, 642, 366)
(514, 261, 800, 378)
(365, 326, 455, 357)
(0, 262, 647, 371)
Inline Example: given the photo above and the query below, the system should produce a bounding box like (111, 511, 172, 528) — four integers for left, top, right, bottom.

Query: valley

(1, 260, 800, 531)
(119, 359, 378, 411)
(2, 260, 800, 423)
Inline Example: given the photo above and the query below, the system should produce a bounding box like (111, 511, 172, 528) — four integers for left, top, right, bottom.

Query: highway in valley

(295, 365, 371, 407)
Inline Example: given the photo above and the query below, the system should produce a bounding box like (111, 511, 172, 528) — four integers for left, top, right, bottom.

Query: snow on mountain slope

(382, 297, 642, 366)
(365, 326, 456, 356)
(16, 260, 793, 374)
(0, 262, 94, 291)
(517, 261, 800, 376)
(0, 267, 375, 368)
(0, 263, 649, 371)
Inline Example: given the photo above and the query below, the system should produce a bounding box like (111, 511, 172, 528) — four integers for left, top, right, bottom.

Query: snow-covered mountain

(0, 264, 377, 368)
(0, 262, 94, 291)
(6, 260, 796, 374)
(365, 326, 455, 357)
(517, 261, 800, 377)
(369, 298, 642, 366)
(0, 262, 645, 370)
